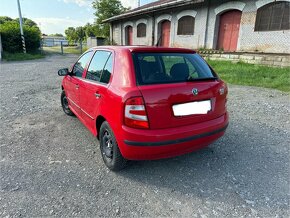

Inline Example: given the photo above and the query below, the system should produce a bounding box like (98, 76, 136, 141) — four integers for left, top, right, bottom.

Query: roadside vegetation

(207, 60, 290, 92)
(2, 52, 45, 61)
(0, 16, 43, 61)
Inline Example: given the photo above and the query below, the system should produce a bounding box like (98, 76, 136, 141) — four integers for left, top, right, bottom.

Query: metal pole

(138, 0, 140, 7)
(0, 34, 2, 61)
(60, 41, 63, 55)
(17, 0, 26, 53)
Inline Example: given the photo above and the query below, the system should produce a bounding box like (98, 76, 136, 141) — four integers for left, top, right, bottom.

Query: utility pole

(17, 0, 26, 53)
(138, 0, 140, 7)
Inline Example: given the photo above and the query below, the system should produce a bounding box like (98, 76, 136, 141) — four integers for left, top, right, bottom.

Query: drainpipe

(121, 22, 123, 45)
(151, 13, 155, 46)
(204, 0, 211, 49)
(110, 23, 113, 45)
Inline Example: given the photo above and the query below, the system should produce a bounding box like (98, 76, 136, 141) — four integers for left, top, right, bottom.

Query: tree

(49, 33, 64, 37)
(84, 23, 100, 37)
(0, 20, 41, 53)
(0, 16, 13, 24)
(65, 27, 77, 43)
(15, 17, 38, 28)
(76, 26, 86, 42)
(92, 0, 128, 38)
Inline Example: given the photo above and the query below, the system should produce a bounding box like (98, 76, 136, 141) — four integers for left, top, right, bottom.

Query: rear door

(65, 51, 93, 115)
(133, 53, 227, 130)
(79, 50, 113, 131)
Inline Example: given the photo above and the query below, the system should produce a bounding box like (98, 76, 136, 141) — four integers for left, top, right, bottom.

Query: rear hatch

(132, 52, 227, 130)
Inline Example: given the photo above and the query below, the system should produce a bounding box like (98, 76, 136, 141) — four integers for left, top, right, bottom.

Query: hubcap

(102, 130, 113, 159)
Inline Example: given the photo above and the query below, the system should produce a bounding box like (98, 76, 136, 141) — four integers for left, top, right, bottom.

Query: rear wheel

(100, 121, 127, 171)
(61, 90, 74, 116)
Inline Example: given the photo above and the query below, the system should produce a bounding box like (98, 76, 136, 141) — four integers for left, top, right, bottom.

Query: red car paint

(61, 46, 228, 160)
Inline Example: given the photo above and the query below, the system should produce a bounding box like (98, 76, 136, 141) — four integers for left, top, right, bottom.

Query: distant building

(104, 0, 290, 53)
(87, 37, 106, 48)
(42, 36, 69, 47)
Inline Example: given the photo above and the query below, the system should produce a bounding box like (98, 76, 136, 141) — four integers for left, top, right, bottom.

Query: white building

(104, 0, 290, 53)
(42, 36, 69, 47)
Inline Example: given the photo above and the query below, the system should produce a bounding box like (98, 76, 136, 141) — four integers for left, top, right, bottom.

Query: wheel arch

(96, 115, 106, 139)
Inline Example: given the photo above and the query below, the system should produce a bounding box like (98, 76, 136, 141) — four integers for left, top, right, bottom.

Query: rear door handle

(75, 85, 79, 89)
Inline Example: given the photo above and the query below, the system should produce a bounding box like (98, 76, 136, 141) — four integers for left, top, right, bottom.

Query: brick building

(104, 0, 290, 53)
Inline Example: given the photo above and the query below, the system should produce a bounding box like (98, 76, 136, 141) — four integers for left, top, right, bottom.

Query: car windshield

(133, 53, 217, 85)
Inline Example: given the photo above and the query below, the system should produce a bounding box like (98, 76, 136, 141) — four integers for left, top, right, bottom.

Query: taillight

(124, 97, 149, 129)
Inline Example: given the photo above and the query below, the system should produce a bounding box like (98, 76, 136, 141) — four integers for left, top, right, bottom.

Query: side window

(86, 51, 111, 83)
(100, 54, 113, 84)
(72, 51, 93, 77)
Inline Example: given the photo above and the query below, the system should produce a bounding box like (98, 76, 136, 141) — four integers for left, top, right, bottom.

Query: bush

(0, 21, 41, 53)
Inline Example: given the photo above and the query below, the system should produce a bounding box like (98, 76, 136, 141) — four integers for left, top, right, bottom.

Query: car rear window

(132, 53, 217, 85)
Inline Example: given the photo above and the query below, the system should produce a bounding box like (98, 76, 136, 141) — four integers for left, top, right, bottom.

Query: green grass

(207, 60, 290, 92)
(3, 52, 45, 61)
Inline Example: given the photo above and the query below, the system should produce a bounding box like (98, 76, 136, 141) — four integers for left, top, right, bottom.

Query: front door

(161, 20, 171, 47)
(66, 51, 93, 115)
(126, 26, 133, 45)
(80, 50, 113, 132)
(217, 10, 242, 52)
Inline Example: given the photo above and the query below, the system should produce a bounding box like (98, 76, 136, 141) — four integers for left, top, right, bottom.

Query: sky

(0, 0, 155, 35)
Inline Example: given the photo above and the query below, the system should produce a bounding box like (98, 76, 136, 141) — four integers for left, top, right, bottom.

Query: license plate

(172, 100, 211, 116)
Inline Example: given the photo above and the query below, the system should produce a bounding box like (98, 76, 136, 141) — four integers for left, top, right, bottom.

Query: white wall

(111, 0, 290, 53)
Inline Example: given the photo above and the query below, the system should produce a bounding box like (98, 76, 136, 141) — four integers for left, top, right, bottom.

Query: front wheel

(61, 90, 74, 116)
(100, 121, 127, 171)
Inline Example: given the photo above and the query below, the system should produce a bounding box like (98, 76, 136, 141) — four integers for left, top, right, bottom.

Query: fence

(41, 39, 87, 55)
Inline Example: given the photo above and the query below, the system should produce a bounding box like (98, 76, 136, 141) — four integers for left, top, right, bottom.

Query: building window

(177, 16, 195, 35)
(137, 23, 146, 37)
(255, 1, 290, 31)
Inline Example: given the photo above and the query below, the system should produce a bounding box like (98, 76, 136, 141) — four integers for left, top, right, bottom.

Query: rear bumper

(118, 112, 229, 160)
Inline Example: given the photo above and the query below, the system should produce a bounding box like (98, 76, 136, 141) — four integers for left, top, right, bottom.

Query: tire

(61, 90, 74, 116)
(100, 121, 127, 171)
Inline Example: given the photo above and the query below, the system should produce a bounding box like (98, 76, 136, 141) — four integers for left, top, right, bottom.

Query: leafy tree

(65, 27, 77, 43)
(92, 0, 128, 38)
(84, 23, 100, 37)
(65, 26, 89, 43)
(0, 20, 41, 53)
(0, 16, 13, 24)
(15, 17, 38, 28)
(76, 26, 86, 42)
(49, 33, 64, 37)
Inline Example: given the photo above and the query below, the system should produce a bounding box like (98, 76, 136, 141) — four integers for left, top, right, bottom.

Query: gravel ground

(0, 55, 289, 217)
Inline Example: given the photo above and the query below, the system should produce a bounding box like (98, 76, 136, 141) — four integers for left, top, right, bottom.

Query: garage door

(217, 10, 242, 52)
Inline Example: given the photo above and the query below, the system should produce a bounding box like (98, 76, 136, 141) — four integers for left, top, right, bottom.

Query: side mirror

(58, 68, 69, 76)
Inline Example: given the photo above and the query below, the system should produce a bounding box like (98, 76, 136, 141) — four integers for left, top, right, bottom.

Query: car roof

(90, 46, 196, 53)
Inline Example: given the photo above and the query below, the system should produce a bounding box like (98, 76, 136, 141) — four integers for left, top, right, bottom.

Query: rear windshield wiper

(187, 77, 217, 82)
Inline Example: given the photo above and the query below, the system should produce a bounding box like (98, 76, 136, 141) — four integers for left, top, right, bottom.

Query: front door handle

(95, 93, 101, 99)
(75, 84, 79, 89)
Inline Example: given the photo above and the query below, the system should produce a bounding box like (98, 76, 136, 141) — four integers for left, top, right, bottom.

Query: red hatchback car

(58, 46, 229, 171)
